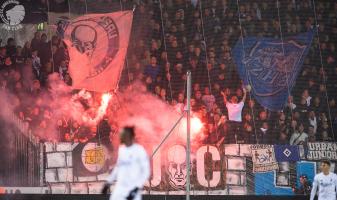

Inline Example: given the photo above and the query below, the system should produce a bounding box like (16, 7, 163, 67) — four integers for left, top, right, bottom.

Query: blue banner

(232, 30, 314, 111)
(274, 145, 300, 162)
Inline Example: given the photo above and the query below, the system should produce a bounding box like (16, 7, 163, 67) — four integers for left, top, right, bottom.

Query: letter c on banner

(196, 145, 220, 187)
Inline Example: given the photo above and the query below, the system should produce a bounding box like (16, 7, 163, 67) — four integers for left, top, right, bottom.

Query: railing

(0, 106, 42, 187)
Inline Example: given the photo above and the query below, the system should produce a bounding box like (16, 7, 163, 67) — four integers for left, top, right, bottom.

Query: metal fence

(0, 108, 42, 187)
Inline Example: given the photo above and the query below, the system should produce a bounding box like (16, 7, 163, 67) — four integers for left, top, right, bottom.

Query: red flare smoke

(179, 116, 204, 141)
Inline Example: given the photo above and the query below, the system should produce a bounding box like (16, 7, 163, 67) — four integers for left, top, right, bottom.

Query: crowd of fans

(0, 32, 78, 142)
(0, 0, 336, 144)
(126, 0, 337, 144)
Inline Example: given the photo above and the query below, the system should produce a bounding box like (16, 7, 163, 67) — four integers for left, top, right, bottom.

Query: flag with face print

(58, 11, 133, 92)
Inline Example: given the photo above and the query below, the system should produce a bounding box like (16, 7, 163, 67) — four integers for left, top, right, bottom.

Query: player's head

(120, 126, 135, 146)
(320, 159, 331, 173)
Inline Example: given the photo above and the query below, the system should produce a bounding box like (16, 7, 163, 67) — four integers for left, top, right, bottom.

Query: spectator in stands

(257, 121, 273, 144)
(58, 60, 68, 80)
(222, 87, 247, 143)
(144, 56, 160, 82)
(311, 96, 323, 114)
(202, 87, 215, 112)
(53, 42, 67, 68)
(14, 46, 24, 65)
(257, 110, 268, 127)
(40, 61, 54, 86)
(278, 130, 289, 144)
(290, 123, 308, 145)
(22, 41, 32, 58)
(154, 85, 161, 97)
(170, 63, 186, 92)
(6, 38, 16, 58)
(31, 79, 41, 95)
(297, 97, 310, 118)
(308, 111, 318, 134)
(38, 33, 51, 66)
(174, 92, 185, 112)
(320, 130, 333, 142)
(31, 49, 41, 78)
(0, 47, 11, 70)
(242, 121, 255, 144)
(1, 0, 336, 145)
(31, 32, 41, 51)
(244, 99, 259, 118)
(286, 95, 296, 111)
(159, 88, 167, 102)
(307, 125, 316, 141)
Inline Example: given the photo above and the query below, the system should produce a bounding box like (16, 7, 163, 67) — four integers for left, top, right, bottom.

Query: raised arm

(241, 87, 247, 103)
(221, 92, 227, 104)
(221, 89, 229, 104)
(310, 176, 318, 200)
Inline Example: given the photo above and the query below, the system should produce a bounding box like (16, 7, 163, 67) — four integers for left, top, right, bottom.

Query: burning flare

(179, 116, 204, 141)
(99, 93, 112, 117)
(81, 92, 112, 125)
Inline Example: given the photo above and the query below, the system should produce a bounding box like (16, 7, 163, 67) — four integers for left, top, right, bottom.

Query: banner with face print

(58, 11, 133, 92)
(145, 144, 227, 193)
(45, 142, 337, 195)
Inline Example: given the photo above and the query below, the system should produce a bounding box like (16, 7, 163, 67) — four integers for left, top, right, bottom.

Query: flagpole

(186, 71, 191, 200)
(151, 114, 185, 158)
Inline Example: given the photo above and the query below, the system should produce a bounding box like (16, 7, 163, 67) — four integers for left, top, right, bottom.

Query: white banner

(251, 144, 278, 173)
(307, 142, 337, 160)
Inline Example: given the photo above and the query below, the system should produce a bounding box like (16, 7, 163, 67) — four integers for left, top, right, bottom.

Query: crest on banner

(251, 144, 278, 173)
(233, 30, 314, 111)
(58, 11, 133, 92)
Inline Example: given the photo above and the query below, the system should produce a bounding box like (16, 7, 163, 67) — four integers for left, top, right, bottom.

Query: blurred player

(102, 126, 150, 200)
(310, 160, 337, 200)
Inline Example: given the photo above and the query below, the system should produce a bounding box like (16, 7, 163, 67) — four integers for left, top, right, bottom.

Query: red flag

(63, 11, 133, 92)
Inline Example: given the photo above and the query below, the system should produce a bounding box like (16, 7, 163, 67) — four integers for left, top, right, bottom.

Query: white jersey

(106, 143, 150, 200)
(226, 101, 244, 122)
(310, 172, 337, 200)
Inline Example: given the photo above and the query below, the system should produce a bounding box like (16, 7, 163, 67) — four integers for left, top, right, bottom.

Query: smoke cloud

(0, 73, 205, 156)
(106, 82, 205, 155)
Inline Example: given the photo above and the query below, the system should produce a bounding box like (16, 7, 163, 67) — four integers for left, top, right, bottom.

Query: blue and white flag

(232, 30, 314, 111)
(274, 145, 300, 162)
